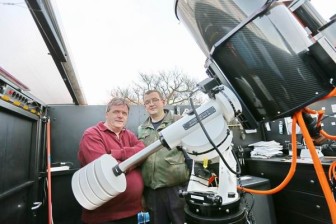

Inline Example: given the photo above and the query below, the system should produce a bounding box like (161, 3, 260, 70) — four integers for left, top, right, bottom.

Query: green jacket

(138, 110, 190, 189)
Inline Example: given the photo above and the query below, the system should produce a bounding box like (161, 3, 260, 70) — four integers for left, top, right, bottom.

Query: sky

(52, 0, 336, 105)
(53, 0, 207, 105)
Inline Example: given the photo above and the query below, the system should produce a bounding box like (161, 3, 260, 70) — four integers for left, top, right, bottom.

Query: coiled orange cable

(297, 110, 336, 223)
(238, 88, 336, 223)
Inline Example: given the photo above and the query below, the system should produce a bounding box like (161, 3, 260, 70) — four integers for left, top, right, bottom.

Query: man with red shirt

(78, 97, 145, 224)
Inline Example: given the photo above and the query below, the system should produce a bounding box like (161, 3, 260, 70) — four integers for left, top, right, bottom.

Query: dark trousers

(144, 185, 187, 224)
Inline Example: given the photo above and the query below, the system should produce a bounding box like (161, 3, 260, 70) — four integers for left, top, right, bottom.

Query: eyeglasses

(144, 98, 161, 105)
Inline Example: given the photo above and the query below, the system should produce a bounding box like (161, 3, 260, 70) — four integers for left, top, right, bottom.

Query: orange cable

(329, 162, 336, 182)
(297, 111, 336, 223)
(237, 113, 298, 194)
(304, 90, 336, 141)
(238, 89, 336, 221)
(320, 87, 336, 100)
(303, 94, 336, 141)
(47, 119, 52, 224)
(321, 130, 336, 141)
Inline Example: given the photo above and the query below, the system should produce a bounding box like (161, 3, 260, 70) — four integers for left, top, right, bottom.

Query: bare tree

(110, 69, 205, 105)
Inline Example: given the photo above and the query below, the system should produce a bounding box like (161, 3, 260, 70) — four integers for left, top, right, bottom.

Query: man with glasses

(138, 90, 190, 224)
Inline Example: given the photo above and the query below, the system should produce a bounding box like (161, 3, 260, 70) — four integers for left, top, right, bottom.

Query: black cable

(245, 192, 256, 224)
(188, 90, 241, 176)
(320, 113, 336, 122)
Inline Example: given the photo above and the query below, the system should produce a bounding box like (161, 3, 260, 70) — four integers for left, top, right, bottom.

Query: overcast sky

(53, 0, 207, 104)
(52, 0, 335, 105)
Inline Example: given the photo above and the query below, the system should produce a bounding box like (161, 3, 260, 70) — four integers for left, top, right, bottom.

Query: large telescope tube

(175, 0, 334, 124)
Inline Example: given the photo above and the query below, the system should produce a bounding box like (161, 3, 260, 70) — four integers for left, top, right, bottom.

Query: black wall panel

(231, 126, 264, 148)
(0, 112, 33, 192)
(48, 105, 148, 167)
(0, 189, 30, 224)
(264, 97, 336, 146)
(0, 101, 41, 224)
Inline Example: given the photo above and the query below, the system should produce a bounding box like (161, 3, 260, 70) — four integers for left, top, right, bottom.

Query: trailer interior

(1, 0, 336, 224)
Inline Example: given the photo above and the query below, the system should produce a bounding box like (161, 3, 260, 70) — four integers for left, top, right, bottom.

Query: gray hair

(106, 97, 130, 112)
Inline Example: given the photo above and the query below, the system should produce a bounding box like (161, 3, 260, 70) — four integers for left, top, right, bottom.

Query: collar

(141, 109, 174, 129)
(97, 121, 126, 134)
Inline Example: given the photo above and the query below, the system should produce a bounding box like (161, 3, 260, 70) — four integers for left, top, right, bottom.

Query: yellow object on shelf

(203, 158, 208, 169)
(1, 95, 10, 101)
